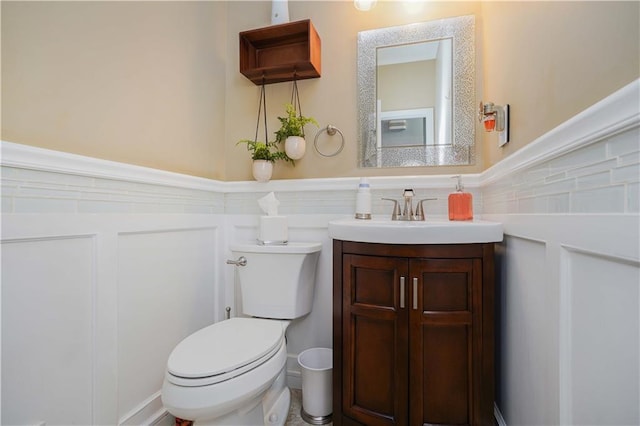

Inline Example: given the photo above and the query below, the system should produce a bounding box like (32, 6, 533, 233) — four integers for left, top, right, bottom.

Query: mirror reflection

(358, 16, 475, 168)
(377, 39, 452, 150)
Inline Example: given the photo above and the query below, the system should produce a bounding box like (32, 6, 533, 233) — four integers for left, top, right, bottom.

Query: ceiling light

(354, 0, 377, 11)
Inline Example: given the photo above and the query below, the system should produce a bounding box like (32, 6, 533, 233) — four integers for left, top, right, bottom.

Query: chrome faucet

(402, 189, 415, 220)
(382, 189, 436, 221)
(381, 198, 401, 220)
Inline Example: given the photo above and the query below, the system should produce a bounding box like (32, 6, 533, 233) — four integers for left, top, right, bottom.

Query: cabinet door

(342, 254, 409, 426)
(409, 258, 482, 426)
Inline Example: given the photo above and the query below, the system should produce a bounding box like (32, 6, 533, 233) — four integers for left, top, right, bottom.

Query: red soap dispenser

(448, 175, 473, 221)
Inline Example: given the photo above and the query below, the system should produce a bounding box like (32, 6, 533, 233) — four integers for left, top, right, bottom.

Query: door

(342, 254, 409, 426)
(409, 258, 482, 426)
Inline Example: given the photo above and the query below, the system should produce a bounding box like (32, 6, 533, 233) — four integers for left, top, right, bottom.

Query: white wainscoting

(563, 246, 639, 425)
(482, 79, 640, 425)
(1, 214, 224, 425)
(2, 234, 95, 425)
(487, 215, 640, 426)
(1, 148, 461, 425)
(117, 226, 221, 425)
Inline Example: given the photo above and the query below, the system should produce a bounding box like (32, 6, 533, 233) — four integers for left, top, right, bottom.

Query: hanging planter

(236, 80, 292, 182)
(284, 135, 306, 160)
(251, 159, 273, 182)
(275, 78, 318, 160)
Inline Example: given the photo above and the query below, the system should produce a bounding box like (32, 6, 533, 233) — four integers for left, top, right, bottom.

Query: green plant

(274, 103, 318, 143)
(236, 139, 292, 163)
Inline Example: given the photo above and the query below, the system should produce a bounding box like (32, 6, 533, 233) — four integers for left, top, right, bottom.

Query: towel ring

(314, 125, 345, 157)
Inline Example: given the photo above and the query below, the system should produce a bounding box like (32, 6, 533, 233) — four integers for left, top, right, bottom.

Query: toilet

(161, 241, 322, 426)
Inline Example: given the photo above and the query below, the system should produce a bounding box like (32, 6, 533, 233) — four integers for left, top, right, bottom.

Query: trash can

(297, 347, 333, 425)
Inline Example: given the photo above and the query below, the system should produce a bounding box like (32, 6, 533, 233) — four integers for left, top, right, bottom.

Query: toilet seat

(166, 317, 284, 387)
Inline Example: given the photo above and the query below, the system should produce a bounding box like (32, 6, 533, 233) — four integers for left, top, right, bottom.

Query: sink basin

(328, 217, 503, 244)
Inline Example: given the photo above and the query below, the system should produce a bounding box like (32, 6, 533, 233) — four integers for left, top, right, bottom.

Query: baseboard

(495, 403, 507, 426)
(150, 410, 174, 426)
(286, 354, 302, 390)
(118, 391, 165, 426)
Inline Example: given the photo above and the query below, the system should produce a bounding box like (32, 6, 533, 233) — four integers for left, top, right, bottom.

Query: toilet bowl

(161, 242, 321, 425)
(162, 318, 290, 425)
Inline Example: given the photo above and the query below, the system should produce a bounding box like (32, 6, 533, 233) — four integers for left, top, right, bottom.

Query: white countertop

(328, 217, 503, 244)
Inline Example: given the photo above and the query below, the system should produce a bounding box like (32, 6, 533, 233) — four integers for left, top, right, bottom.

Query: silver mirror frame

(358, 15, 476, 168)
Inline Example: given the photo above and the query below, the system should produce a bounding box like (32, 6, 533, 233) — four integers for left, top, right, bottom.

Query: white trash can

(297, 347, 333, 425)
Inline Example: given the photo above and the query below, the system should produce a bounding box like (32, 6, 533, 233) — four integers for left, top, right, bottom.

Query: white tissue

(257, 192, 288, 244)
(258, 192, 280, 216)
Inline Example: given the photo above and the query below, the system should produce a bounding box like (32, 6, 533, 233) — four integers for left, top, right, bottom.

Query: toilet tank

(230, 242, 321, 319)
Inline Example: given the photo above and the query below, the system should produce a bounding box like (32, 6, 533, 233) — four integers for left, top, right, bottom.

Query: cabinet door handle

(413, 277, 418, 310)
(400, 276, 405, 308)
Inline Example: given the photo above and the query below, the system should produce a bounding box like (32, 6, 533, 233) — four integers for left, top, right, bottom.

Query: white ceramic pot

(284, 136, 306, 160)
(252, 160, 273, 182)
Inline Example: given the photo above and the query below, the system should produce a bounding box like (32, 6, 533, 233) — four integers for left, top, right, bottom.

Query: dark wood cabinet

(333, 241, 495, 426)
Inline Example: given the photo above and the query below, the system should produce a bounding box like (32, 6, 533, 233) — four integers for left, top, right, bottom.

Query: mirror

(358, 15, 475, 168)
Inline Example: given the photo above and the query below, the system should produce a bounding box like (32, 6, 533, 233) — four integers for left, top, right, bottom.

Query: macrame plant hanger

(253, 77, 269, 146)
(290, 72, 304, 137)
(248, 76, 276, 182)
(282, 70, 312, 161)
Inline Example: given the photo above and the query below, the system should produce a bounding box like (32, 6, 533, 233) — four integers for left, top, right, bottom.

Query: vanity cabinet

(332, 240, 495, 426)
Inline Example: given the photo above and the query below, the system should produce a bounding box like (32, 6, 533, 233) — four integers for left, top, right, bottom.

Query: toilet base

(264, 383, 290, 425)
(193, 369, 290, 426)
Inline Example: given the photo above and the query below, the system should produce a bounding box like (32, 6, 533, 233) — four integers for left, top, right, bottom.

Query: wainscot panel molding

(1, 214, 224, 425)
(497, 234, 554, 425)
(481, 79, 640, 426)
(117, 226, 220, 424)
(560, 245, 639, 425)
(2, 233, 95, 425)
(485, 213, 640, 425)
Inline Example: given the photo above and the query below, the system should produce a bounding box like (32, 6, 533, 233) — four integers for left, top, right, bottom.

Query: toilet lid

(167, 317, 284, 380)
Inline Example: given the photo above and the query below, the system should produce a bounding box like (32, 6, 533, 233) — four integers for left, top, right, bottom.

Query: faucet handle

(381, 198, 401, 220)
(403, 189, 415, 198)
(415, 198, 437, 221)
(402, 189, 415, 219)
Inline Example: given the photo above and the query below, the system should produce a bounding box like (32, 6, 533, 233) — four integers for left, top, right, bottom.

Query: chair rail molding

(481, 78, 640, 186)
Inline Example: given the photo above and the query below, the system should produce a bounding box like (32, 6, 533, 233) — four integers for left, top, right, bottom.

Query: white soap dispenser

(355, 178, 372, 220)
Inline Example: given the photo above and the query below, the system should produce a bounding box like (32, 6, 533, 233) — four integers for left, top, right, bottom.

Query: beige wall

(480, 1, 640, 167)
(2, 1, 638, 181)
(224, 1, 484, 180)
(2, 1, 228, 179)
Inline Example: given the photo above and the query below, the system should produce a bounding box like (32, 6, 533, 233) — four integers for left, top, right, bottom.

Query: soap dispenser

(355, 178, 372, 220)
(448, 175, 473, 221)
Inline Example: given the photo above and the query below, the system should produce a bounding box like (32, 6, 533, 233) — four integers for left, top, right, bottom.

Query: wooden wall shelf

(239, 19, 321, 85)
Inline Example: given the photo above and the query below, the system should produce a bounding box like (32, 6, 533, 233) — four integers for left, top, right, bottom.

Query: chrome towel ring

(314, 125, 345, 157)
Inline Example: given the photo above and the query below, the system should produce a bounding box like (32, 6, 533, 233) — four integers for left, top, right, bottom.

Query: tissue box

(259, 216, 288, 244)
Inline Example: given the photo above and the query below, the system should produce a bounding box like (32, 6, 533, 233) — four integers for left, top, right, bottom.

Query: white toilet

(161, 242, 322, 426)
